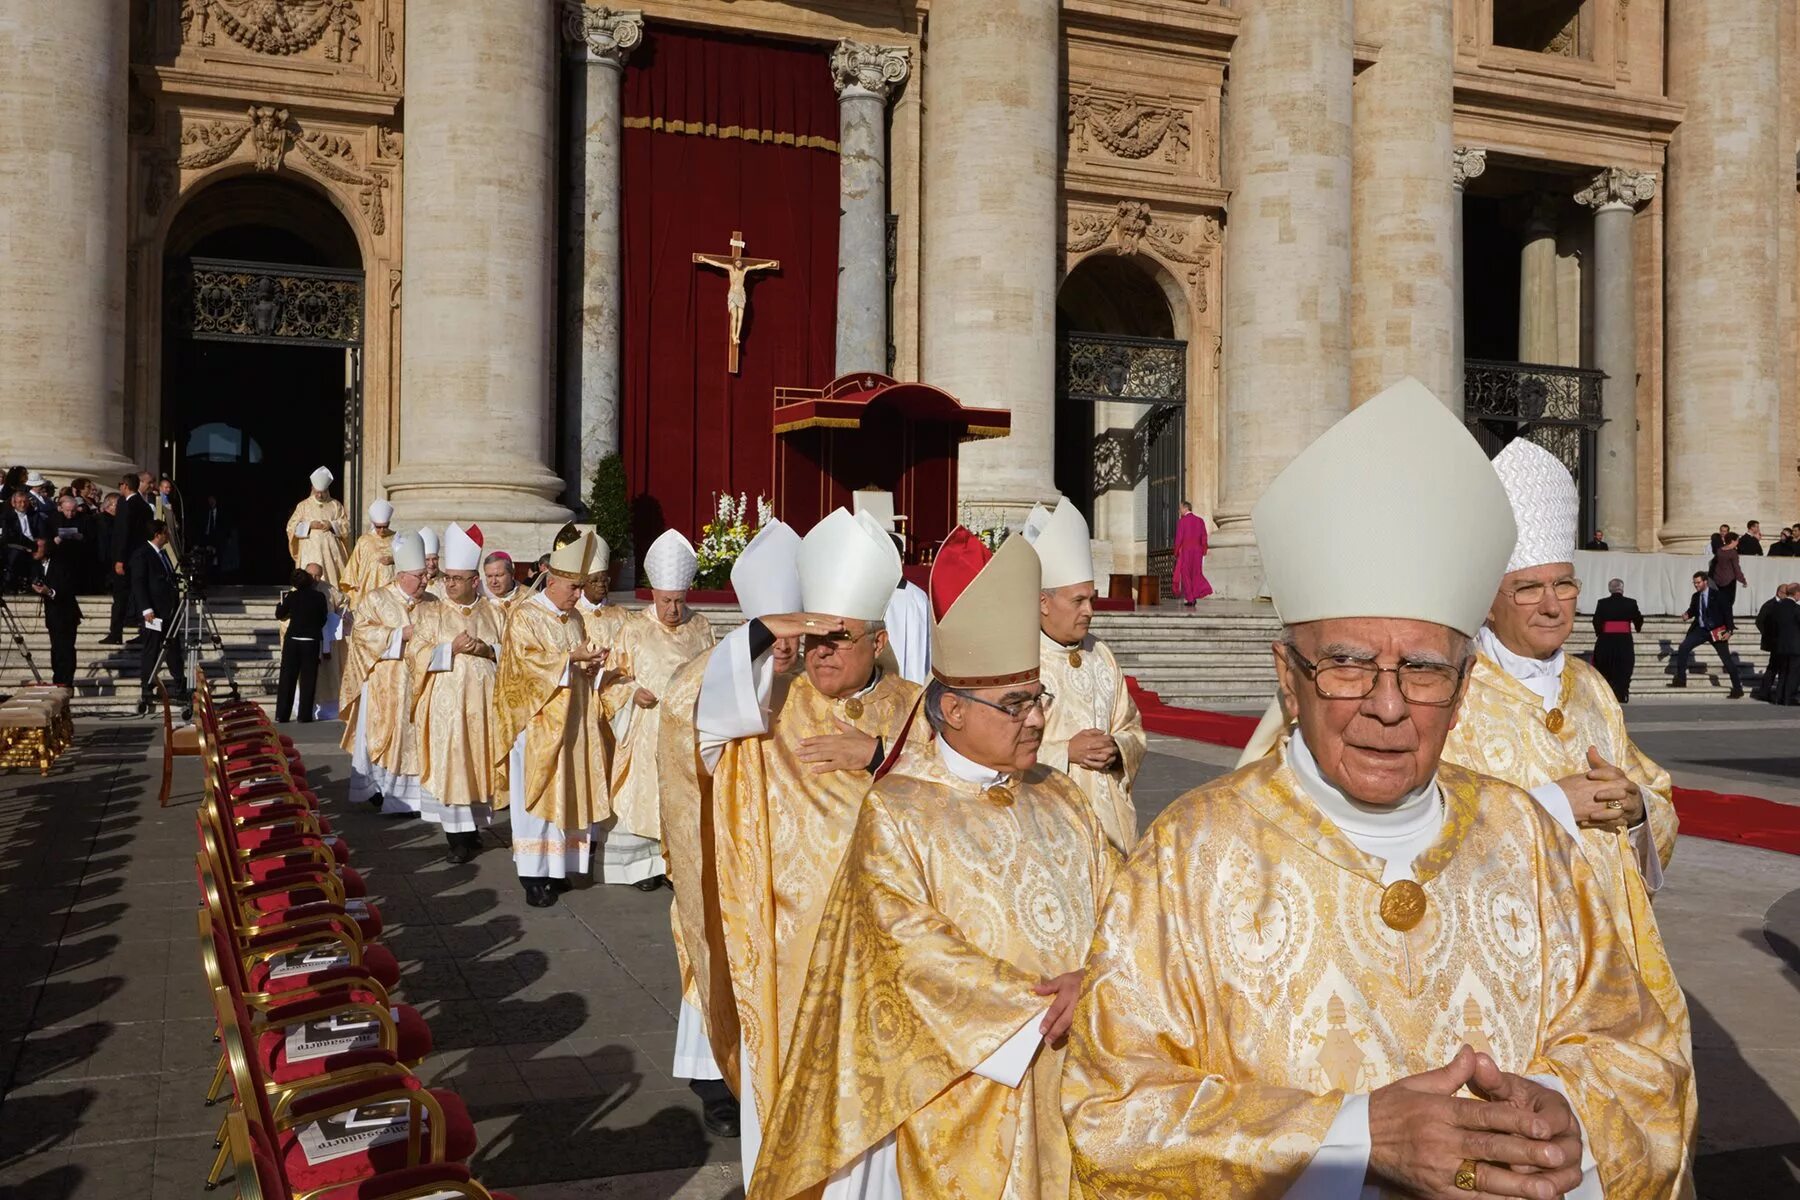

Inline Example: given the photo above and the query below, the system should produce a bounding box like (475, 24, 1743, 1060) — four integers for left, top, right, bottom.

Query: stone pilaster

(831, 41, 909, 378)
(385, 0, 572, 545)
(561, 4, 643, 508)
(1518, 195, 1560, 365)
(1664, 0, 1784, 552)
(0, 0, 135, 482)
(920, 0, 1059, 517)
(1451, 147, 1488, 411)
(1575, 167, 1656, 551)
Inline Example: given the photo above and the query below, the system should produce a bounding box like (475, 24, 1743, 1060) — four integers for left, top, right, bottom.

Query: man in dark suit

(1740, 519, 1764, 556)
(1753, 585, 1787, 701)
(1, 489, 45, 591)
(103, 472, 151, 643)
(130, 519, 185, 711)
(1771, 585, 1800, 706)
(1672, 571, 1743, 696)
(273, 568, 330, 722)
(1589, 578, 1643, 703)
(1582, 529, 1609, 551)
(1710, 524, 1732, 554)
(30, 497, 86, 687)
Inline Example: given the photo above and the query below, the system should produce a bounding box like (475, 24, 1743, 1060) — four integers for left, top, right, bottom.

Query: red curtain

(620, 27, 839, 564)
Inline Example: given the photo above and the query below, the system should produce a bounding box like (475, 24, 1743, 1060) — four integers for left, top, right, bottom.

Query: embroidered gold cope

(749, 748, 1118, 1200)
(706, 669, 925, 1119)
(1061, 756, 1692, 1198)
(493, 598, 609, 831)
(1036, 632, 1146, 853)
(608, 610, 716, 843)
(339, 529, 396, 602)
(406, 597, 507, 809)
(656, 652, 719, 1015)
(337, 583, 436, 779)
(285, 496, 350, 587)
(582, 603, 638, 729)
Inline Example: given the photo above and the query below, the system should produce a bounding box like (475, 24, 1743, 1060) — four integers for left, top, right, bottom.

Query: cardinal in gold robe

(339, 530, 438, 816)
(1064, 380, 1691, 1200)
(493, 527, 610, 908)
(407, 523, 507, 864)
(339, 499, 398, 604)
(285, 466, 349, 589)
(576, 554, 635, 748)
(603, 529, 714, 889)
(751, 526, 1118, 1200)
(688, 507, 927, 1172)
(1022, 497, 1146, 853)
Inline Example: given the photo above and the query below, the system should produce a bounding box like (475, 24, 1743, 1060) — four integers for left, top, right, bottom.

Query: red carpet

(1125, 677, 1800, 857)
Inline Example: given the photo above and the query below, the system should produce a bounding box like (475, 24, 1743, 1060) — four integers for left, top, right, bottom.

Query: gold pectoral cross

(693, 230, 780, 374)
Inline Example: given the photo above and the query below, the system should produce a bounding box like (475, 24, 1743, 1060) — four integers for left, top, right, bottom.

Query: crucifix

(693, 231, 780, 374)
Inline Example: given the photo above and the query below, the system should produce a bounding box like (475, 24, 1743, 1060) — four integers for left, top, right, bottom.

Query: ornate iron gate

(1057, 333, 1186, 591)
(1464, 359, 1605, 540)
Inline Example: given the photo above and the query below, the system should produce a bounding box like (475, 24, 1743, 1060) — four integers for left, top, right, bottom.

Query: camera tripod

(0, 591, 46, 691)
(141, 578, 238, 718)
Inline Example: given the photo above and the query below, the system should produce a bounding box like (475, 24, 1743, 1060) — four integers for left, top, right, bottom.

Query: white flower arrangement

(696, 491, 771, 588)
(958, 504, 1013, 553)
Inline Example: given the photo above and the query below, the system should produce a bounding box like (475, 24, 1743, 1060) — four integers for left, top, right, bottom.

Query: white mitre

(644, 529, 699, 591)
(799, 507, 902, 621)
(731, 520, 803, 619)
(1492, 437, 1578, 573)
(418, 526, 440, 556)
(442, 523, 482, 572)
(368, 499, 394, 526)
(1252, 376, 1516, 638)
(391, 532, 427, 573)
(1021, 496, 1095, 589)
(309, 466, 334, 492)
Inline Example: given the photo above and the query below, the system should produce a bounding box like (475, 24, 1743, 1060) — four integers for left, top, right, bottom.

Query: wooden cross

(692, 231, 780, 374)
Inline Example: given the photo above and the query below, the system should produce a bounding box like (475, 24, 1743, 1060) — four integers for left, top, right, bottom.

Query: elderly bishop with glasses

(1064, 379, 1690, 1200)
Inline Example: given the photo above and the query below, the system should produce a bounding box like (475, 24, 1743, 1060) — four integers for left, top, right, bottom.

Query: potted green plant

(587, 452, 632, 583)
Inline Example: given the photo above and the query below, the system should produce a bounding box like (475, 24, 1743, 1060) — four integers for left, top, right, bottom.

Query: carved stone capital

(830, 40, 910, 101)
(1451, 147, 1487, 189)
(563, 3, 643, 67)
(1574, 166, 1656, 212)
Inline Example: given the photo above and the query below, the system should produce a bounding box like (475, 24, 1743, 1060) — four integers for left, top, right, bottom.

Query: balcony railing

(1464, 359, 1605, 540)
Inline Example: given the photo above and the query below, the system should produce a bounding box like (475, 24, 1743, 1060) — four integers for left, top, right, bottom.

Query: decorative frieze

(830, 41, 911, 101)
(1574, 166, 1657, 212)
(562, 3, 644, 65)
(1066, 201, 1216, 264)
(294, 130, 388, 233)
(1067, 90, 1192, 165)
(249, 105, 290, 171)
(1452, 147, 1487, 189)
(184, 0, 363, 62)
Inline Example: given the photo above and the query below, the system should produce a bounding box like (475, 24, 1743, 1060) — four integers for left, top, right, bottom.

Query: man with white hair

(285, 466, 349, 588)
(340, 499, 397, 602)
(339, 531, 439, 815)
(1023, 496, 1146, 853)
(604, 529, 715, 890)
(1063, 379, 1690, 1198)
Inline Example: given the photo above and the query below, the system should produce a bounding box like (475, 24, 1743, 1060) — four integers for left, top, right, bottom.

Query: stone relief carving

(562, 3, 644, 65)
(830, 41, 911, 100)
(1574, 166, 1656, 211)
(1066, 201, 1216, 265)
(379, 26, 399, 87)
(160, 109, 389, 234)
(178, 119, 252, 170)
(376, 125, 402, 161)
(1068, 91, 1192, 165)
(1452, 147, 1488, 189)
(294, 129, 388, 234)
(249, 105, 291, 170)
(187, 0, 362, 61)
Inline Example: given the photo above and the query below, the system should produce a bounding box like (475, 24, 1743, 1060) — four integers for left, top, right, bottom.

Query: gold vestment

(750, 749, 1118, 1200)
(493, 597, 609, 830)
(1036, 632, 1146, 852)
(338, 583, 435, 778)
(285, 496, 350, 588)
(1061, 755, 1692, 1198)
(581, 603, 636, 726)
(656, 652, 716, 1013)
(607, 609, 715, 842)
(407, 596, 507, 808)
(339, 530, 396, 603)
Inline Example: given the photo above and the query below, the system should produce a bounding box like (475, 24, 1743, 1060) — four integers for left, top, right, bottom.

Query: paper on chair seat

(285, 1012, 385, 1063)
(267, 946, 354, 980)
(971, 1011, 1046, 1088)
(343, 898, 369, 915)
(295, 1101, 427, 1165)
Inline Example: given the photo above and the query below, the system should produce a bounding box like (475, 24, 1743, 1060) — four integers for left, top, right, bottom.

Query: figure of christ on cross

(692, 230, 780, 373)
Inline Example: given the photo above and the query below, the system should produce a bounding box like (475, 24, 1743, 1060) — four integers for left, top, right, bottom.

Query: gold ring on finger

(1454, 1159, 1480, 1192)
(1606, 799, 1622, 809)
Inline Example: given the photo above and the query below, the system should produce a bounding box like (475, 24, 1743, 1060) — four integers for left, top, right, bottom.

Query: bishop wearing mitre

(494, 527, 610, 908)
(1062, 379, 1690, 1199)
(339, 499, 397, 603)
(419, 525, 444, 597)
(339, 530, 438, 815)
(658, 520, 804, 1140)
(286, 466, 350, 588)
(407, 523, 507, 865)
(1023, 496, 1146, 853)
(749, 527, 1117, 1200)
(686, 506, 928, 1182)
(603, 529, 715, 890)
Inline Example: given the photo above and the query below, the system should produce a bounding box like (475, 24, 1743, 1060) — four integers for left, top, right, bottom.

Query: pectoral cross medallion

(692, 230, 780, 374)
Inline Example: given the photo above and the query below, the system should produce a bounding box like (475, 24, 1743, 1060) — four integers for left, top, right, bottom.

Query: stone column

(1215, 0, 1354, 550)
(561, 5, 642, 509)
(1518, 195, 1560, 364)
(1350, 0, 1456, 407)
(1451, 148, 1488, 411)
(1576, 167, 1655, 551)
(920, 0, 1059, 515)
(386, 0, 571, 541)
(0, 0, 135, 482)
(831, 41, 909, 378)
(1664, 0, 1783, 552)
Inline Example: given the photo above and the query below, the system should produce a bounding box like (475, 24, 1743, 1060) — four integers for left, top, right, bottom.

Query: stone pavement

(0, 703, 1796, 1198)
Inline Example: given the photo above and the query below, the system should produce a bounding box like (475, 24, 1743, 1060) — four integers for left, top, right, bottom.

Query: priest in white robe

(285, 466, 349, 589)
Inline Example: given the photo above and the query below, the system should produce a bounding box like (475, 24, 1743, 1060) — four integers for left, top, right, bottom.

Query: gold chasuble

(608, 610, 715, 842)
(749, 749, 1117, 1200)
(709, 669, 924, 1119)
(406, 597, 507, 809)
(338, 582, 435, 777)
(285, 496, 350, 588)
(656, 652, 716, 1013)
(1062, 755, 1692, 1198)
(1035, 632, 1146, 853)
(340, 530, 397, 603)
(493, 596, 609, 831)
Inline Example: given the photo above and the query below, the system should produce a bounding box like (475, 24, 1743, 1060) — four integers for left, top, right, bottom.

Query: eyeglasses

(803, 629, 873, 651)
(953, 688, 1056, 721)
(1282, 647, 1468, 707)
(1503, 578, 1581, 606)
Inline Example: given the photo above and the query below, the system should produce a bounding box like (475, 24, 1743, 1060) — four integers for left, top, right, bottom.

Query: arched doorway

(161, 175, 365, 583)
(1056, 255, 1185, 587)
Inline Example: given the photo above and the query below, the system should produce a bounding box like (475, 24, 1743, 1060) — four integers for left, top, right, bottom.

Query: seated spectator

(1775, 527, 1800, 557)
(1, 488, 45, 591)
(1583, 528, 1609, 550)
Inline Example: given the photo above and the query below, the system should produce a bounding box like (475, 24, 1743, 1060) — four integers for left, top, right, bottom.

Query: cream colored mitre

(929, 528, 1042, 687)
(418, 525, 439, 556)
(644, 529, 699, 591)
(1021, 496, 1095, 589)
(547, 526, 599, 581)
(732, 519, 803, 619)
(442, 523, 482, 572)
(309, 466, 334, 491)
(1492, 437, 1578, 574)
(391, 532, 427, 573)
(799, 507, 902, 621)
(368, 499, 393, 526)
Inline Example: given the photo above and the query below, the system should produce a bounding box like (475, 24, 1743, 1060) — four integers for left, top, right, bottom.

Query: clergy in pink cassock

(1173, 500, 1212, 605)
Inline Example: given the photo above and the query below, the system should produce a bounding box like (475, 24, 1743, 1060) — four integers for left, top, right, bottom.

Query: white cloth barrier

(1571, 550, 1795, 617)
